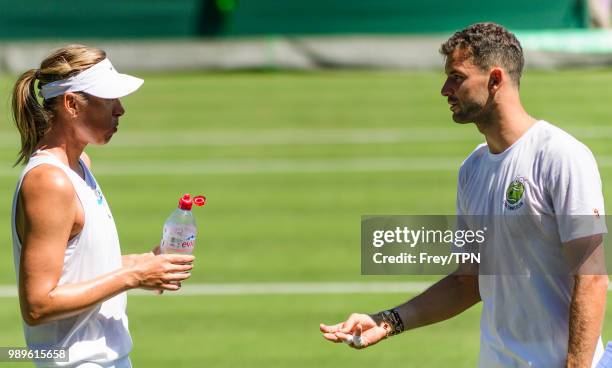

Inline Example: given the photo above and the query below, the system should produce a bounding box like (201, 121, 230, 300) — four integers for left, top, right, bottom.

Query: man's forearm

(389, 272, 481, 331)
(567, 275, 608, 368)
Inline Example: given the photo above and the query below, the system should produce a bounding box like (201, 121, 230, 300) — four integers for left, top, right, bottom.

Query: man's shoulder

(460, 143, 488, 171)
(533, 120, 593, 160)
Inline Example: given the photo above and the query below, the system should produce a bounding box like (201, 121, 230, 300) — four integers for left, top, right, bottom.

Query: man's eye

(453, 75, 463, 81)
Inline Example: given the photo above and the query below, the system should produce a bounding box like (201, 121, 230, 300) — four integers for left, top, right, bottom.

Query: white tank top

(11, 151, 132, 368)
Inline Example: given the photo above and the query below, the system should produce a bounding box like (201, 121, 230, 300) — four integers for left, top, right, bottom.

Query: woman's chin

(94, 134, 114, 145)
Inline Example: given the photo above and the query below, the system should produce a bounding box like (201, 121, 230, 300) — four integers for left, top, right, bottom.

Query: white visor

(39, 58, 143, 99)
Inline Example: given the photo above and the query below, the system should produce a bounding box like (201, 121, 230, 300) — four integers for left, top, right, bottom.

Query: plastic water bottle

(160, 194, 206, 255)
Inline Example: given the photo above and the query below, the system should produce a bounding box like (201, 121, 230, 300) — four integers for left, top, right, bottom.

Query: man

(320, 22, 608, 367)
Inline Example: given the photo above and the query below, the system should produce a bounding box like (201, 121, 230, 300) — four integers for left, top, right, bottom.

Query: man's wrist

(369, 312, 384, 325)
(371, 309, 405, 337)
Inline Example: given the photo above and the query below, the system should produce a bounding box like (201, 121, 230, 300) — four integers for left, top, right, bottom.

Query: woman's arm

(17, 165, 194, 326)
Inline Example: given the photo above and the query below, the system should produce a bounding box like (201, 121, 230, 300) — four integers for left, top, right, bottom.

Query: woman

(11, 45, 194, 367)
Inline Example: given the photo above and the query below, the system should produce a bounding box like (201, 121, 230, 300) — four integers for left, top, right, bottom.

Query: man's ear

(488, 68, 503, 94)
(62, 93, 79, 118)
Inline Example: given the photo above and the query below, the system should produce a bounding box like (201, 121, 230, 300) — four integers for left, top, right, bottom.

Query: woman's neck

(36, 129, 87, 176)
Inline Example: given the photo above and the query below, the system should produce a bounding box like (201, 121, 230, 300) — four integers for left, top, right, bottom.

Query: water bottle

(160, 194, 206, 254)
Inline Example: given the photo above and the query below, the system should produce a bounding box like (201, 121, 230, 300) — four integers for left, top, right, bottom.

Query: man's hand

(320, 313, 387, 349)
(318, 270, 481, 352)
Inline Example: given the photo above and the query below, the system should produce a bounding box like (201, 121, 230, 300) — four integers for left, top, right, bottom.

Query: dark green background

(0, 0, 588, 39)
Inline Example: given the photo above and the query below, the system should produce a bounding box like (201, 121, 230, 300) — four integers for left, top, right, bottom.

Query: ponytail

(10, 44, 106, 166)
(11, 69, 51, 166)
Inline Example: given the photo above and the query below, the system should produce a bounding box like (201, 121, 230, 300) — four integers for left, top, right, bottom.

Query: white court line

(0, 126, 609, 149)
(1, 281, 612, 298)
(105, 129, 481, 147)
(2, 155, 612, 177)
(0, 282, 432, 298)
(0, 129, 481, 149)
(0, 157, 464, 177)
(82, 157, 465, 175)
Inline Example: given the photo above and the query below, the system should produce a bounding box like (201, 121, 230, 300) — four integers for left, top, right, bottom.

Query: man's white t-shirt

(456, 120, 607, 367)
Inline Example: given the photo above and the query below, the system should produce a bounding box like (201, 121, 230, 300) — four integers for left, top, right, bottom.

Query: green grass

(0, 69, 612, 366)
(3, 293, 612, 368)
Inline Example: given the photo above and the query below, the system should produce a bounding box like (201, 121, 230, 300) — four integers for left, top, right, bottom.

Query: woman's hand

(124, 251, 194, 291)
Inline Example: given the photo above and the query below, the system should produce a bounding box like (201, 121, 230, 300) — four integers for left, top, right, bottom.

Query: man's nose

(441, 80, 453, 97)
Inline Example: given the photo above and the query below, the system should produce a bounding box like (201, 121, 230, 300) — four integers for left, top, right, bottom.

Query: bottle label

(161, 224, 196, 254)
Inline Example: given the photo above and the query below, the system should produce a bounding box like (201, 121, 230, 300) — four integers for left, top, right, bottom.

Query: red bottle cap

(178, 194, 206, 210)
(178, 194, 193, 210)
(193, 195, 206, 207)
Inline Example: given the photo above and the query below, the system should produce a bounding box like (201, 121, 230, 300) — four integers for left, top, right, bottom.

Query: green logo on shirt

(504, 177, 526, 210)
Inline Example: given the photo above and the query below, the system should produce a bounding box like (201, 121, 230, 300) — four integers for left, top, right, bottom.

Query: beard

(451, 96, 492, 124)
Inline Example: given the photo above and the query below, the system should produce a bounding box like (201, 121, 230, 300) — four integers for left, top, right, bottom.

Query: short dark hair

(440, 22, 524, 85)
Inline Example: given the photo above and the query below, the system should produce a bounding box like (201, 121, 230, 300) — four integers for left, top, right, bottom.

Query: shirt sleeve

(545, 140, 607, 243)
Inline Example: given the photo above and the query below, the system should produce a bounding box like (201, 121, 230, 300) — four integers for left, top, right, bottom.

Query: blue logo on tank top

(95, 187, 104, 205)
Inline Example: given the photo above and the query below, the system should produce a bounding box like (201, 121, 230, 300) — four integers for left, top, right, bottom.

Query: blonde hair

(11, 44, 106, 165)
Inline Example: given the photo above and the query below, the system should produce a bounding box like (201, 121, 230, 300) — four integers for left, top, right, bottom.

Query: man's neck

(476, 104, 537, 154)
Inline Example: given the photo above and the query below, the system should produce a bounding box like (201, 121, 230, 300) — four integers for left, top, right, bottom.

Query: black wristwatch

(379, 309, 405, 336)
